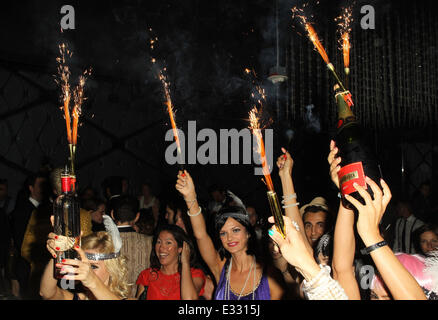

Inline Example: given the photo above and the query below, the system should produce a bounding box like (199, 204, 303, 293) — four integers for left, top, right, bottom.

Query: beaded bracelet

(187, 206, 202, 217)
(282, 193, 297, 200)
(282, 202, 300, 209)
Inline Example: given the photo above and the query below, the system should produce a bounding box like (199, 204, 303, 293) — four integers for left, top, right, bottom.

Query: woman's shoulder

(137, 268, 158, 285)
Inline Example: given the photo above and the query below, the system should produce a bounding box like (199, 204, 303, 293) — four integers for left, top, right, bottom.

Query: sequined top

(214, 260, 271, 300)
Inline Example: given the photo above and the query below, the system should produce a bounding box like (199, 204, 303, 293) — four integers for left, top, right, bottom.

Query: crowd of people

(0, 142, 437, 300)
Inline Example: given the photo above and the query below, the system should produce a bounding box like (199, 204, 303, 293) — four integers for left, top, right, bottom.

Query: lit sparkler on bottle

(335, 5, 353, 86)
(291, 5, 347, 91)
(247, 78, 285, 238)
(55, 43, 91, 191)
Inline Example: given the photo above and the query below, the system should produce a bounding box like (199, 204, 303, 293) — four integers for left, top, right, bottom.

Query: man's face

(211, 191, 225, 203)
(0, 183, 7, 200)
(30, 177, 48, 202)
(304, 210, 327, 246)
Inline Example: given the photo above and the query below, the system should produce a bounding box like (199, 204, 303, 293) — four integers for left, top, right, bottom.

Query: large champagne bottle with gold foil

(334, 85, 382, 209)
(53, 166, 81, 278)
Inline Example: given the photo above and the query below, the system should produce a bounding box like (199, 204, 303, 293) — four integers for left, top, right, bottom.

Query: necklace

(225, 256, 256, 300)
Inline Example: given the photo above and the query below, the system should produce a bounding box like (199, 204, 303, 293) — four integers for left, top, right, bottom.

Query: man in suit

(10, 173, 49, 299)
(111, 195, 152, 299)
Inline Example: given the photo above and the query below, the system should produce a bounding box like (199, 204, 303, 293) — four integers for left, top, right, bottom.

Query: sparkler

(248, 87, 285, 238)
(291, 5, 347, 91)
(149, 31, 185, 172)
(55, 43, 91, 191)
(336, 5, 353, 85)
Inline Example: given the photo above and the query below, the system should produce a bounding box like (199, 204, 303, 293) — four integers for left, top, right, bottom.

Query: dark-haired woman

(135, 224, 205, 300)
(413, 224, 438, 256)
(176, 171, 284, 300)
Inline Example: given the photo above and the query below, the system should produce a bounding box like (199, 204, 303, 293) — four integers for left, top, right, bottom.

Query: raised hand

(56, 245, 99, 289)
(175, 170, 196, 201)
(277, 147, 293, 178)
(268, 215, 319, 281)
(345, 177, 392, 242)
(327, 140, 342, 189)
(181, 241, 191, 266)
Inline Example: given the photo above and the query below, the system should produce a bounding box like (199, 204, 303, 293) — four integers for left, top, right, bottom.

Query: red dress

(136, 268, 206, 300)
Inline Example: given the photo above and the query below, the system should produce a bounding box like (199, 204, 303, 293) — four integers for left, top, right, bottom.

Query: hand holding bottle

(56, 245, 100, 289)
(345, 177, 392, 243)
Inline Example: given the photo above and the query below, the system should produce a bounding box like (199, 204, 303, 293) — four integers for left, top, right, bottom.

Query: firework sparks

(149, 29, 184, 168)
(72, 69, 91, 146)
(249, 107, 274, 192)
(335, 5, 353, 74)
(291, 4, 347, 91)
(55, 44, 73, 144)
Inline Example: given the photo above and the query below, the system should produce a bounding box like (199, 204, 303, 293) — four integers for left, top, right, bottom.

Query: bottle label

(61, 177, 72, 193)
(338, 162, 367, 195)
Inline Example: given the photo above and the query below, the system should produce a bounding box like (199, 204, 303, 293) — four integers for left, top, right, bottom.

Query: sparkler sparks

(148, 29, 184, 168)
(335, 5, 354, 74)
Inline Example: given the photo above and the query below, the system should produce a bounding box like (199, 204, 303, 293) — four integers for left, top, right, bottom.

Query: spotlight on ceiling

(268, 66, 288, 84)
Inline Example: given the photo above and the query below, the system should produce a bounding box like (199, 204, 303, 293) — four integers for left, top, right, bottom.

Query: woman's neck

(161, 262, 179, 275)
(231, 251, 254, 273)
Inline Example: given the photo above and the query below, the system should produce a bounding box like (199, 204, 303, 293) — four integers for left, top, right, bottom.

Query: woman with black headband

(175, 172, 284, 300)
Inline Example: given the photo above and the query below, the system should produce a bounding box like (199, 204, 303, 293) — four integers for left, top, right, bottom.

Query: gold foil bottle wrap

(267, 191, 285, 238)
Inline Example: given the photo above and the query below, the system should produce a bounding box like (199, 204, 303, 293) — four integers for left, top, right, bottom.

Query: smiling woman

(175, 170, 285, 300)
(135, 224, 206, 300)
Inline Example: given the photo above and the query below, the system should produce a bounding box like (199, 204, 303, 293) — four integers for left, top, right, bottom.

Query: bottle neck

(336, 90, 356, 129)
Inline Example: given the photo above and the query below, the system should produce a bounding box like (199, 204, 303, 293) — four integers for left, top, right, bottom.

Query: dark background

(0, 0, 437, 218)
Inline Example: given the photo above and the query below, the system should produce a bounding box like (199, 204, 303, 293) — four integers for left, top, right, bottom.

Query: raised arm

(328, 140, 361, 300)
(175, 170, 224, 282)
(277, 148, 312, 253)
(180, 241, 204, 300)
(346, 177, 426, 300)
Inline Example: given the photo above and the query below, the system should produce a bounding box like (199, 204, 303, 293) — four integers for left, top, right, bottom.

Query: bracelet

(360, 240, 387, 255)
(185, 198, 197, 210)
(187, 206, 202, 217)
(282, 202, 300, 209)
(282, 193, 297, 200)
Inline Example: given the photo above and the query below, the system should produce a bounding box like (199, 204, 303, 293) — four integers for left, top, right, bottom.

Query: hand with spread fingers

(56, 245, 99, 289)
(277, 147, 293, 178)
(327, 140, 342, 189)
(345, 176, 392, 242)
(268, 215, 319, 282)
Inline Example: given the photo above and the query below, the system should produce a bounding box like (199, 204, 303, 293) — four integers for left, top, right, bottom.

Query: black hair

(413, 224, 438, 255)
(214, 206, 260, 261)
(149, 224, 199, 273)
(112, 195, 139, 223)
(303, 205, 333, 233)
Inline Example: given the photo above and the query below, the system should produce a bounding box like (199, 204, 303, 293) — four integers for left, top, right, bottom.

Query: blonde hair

(81, 232, 130, 299)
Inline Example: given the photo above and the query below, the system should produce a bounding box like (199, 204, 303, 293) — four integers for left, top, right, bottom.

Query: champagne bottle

(334, 85, 382, 209)
(53, 166, 81, 278)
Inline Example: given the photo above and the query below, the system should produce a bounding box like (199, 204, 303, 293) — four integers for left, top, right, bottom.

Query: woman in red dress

(136, 224, 205, 300)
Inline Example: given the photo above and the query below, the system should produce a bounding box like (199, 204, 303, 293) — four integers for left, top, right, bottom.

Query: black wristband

(360, 240, 387, 255)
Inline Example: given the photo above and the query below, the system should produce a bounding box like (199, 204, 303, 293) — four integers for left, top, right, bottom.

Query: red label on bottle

(338, 162, 366, 195)
(343, 92, 354, 107)
(61, 177, 71, 193)
(337, 119, 344, 128)
(70, 176, 76, 192)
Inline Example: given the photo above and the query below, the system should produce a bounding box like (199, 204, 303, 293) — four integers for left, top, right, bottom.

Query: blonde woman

(40, 232, 130, 300)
